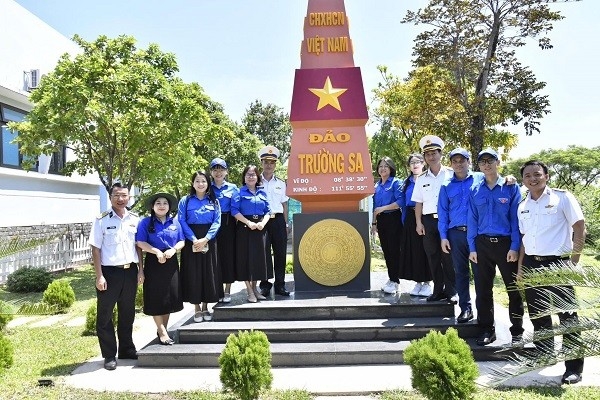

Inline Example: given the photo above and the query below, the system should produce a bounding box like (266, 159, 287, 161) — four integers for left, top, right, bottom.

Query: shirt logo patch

(498, 198, 509, 204)
(520, 210, 530, 214)
(107, 226, 116, 230)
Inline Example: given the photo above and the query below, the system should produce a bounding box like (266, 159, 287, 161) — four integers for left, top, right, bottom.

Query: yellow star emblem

(308, 76, 348, 111)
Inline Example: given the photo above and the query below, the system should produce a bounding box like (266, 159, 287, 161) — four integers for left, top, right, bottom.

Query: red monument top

(287, 0, 373, 213)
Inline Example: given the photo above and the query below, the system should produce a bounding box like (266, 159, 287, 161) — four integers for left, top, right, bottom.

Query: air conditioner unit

(28, 69, 41, 91)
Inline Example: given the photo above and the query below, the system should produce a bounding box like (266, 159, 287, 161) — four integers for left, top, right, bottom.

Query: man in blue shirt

(438, 148, 481, 324)
(467, 148, 524, 346)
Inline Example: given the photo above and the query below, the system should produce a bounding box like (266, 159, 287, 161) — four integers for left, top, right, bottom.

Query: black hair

(109, 182, 126, 195)
(402, 153, 425, 193)
(147, 196, 174, 233)
(241, 165, 263, 187)
(188, 170, 217, 203)
(519, 160, 549, 177)
(376, 156, 397, 178)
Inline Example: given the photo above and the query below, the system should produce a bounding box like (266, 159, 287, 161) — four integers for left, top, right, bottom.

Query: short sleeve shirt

(411, 166, 453, 215)
(89, 210, 140, 266)
(261, 175, 288, 214)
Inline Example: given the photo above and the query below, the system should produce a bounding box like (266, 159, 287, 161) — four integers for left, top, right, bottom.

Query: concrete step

(212, 293, 455, 321)
(177, 317, 482, 344)
(137, 338, 512, 368)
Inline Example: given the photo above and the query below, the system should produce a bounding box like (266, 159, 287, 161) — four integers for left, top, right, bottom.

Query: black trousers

(96, 264, 138, 358)
(475, 235, 524, 336)
(422, 214, 455, 297)
(377, 210, 402, 283)
(261, 213, 288, 290)
(523, 254, 584, 373)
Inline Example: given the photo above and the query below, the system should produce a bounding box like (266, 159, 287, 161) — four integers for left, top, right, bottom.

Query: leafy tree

(402, 0, 578, 159)
(371, 65, 516, 167)
(504, 146, 600, 192)
(10, 34, 212, 194)
(241, 100, 292, 163)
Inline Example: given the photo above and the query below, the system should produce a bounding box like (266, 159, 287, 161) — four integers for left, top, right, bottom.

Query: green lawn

(1, 263, 599, 400)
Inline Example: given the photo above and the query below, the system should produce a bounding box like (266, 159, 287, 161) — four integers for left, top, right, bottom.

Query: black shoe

(118, 352, 138, 360)
(274, 287, 290, 296)
(426, 293, 446, 302)
(104, 357, 117, 370)
(476, 331, 496, 346)
(562, 371, 582, 384)
(457, 309, 473, 323)
(511, 334, 523, 345)
(157, 334, 174, 346)
(260, 288, 271, 297)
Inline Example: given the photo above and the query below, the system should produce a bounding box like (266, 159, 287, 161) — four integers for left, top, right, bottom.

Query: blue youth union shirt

(135, 216, 184, 249)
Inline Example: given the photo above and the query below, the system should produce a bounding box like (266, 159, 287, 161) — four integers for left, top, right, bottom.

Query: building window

(0, 103, 65, 173)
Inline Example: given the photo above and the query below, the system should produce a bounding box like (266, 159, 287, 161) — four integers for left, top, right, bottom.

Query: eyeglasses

(111, 194, 129, 199)
(245, 173, 257, 177)
(478, 158, 497, 165)
(409, 161, 423, 165)
(378, 164, 390, 169)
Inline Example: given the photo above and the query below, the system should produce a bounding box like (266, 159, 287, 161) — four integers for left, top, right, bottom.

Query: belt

(480, 235, 510, 243)
(103, 263, 132, 269)
(530, 255, 570, 262)
(452, 226, 467, 232)
(423, 213, 438, 219)
(244, 215, 263, 221)
(270, 213, 284, 218)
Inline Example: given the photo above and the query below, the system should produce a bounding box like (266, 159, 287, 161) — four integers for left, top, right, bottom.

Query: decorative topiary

(403, 328, 479, 400)
(0, 332, 14, 372)
(219, 329, 273, 400)
(42, 279, 75, 313)
(84, 302, 118, 336)
(0, 301, 14, 332)
(135, 285, 144, 311)
(5, 266, 52, 293)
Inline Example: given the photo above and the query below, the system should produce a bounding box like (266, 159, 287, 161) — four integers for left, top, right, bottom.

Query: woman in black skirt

(178, 170, 223, 323)
(399, 153, 433, 297)
(210, 158, 239, 303)
(136, 192, 184, 345)
(231, 165, 271, 303)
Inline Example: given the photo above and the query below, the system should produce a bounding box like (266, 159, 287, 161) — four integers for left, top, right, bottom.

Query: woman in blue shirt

(178, 170, 223, 323)
(231, 165, 271, 303)
(136, 192, 184, 345)
(210, 158, 239, 303)
(399, 153, 433, 297)
(372, 157, 403, 295)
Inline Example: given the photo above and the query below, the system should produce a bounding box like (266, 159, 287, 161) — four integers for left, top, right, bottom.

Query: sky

(13, 0, 600, 159)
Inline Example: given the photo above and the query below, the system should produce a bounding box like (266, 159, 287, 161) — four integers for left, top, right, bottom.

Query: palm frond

(517, 261, 600, 289)
(488, 330, 600, 386)
(520, 286, 599, 318)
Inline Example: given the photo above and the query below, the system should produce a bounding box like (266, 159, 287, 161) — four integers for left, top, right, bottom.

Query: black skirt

(235, 216, 270, 281)
(180, 224, 223, 304)
(216, 213, 236, 284)
(143, 252, 183, 316)
(399, 207, 433, 282)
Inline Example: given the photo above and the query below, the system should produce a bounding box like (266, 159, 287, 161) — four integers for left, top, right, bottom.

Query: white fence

(0, 233, 92, 284)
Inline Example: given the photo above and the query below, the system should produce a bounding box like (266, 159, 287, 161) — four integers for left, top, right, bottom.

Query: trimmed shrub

(5, 266, 52, 293)
(219, 329, 272, 400)
(0, 301, 14, 331)
(84, 302, 118, 335)
(0, 332, 14, 372)
(404, 328, 479, 400)
(42, 279, 75, 312)
(135, 285, 144, 311)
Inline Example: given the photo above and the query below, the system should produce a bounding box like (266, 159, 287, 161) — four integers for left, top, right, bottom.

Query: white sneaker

(381, 279, 393, 292)
(410, 282, 423, 296)
(382, 280, 398, 294)
(193, 311, 203, 323)
(222, 293, 232, 303)
(418, 282, 433, 297)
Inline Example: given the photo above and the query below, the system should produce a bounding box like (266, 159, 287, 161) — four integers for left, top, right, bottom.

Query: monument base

(292, 212, 370, 292)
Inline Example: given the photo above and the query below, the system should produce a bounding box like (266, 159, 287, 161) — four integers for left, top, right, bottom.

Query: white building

(0, 0, 101, 281)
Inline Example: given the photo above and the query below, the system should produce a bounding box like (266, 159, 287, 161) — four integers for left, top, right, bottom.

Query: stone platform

(137, 274, 513, 368)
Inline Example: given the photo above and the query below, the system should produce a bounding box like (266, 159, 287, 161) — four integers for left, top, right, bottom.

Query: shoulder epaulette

(97, 210, 112, 219)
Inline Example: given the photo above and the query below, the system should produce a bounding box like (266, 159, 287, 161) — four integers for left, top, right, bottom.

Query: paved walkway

(9, 275, 600, 397)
